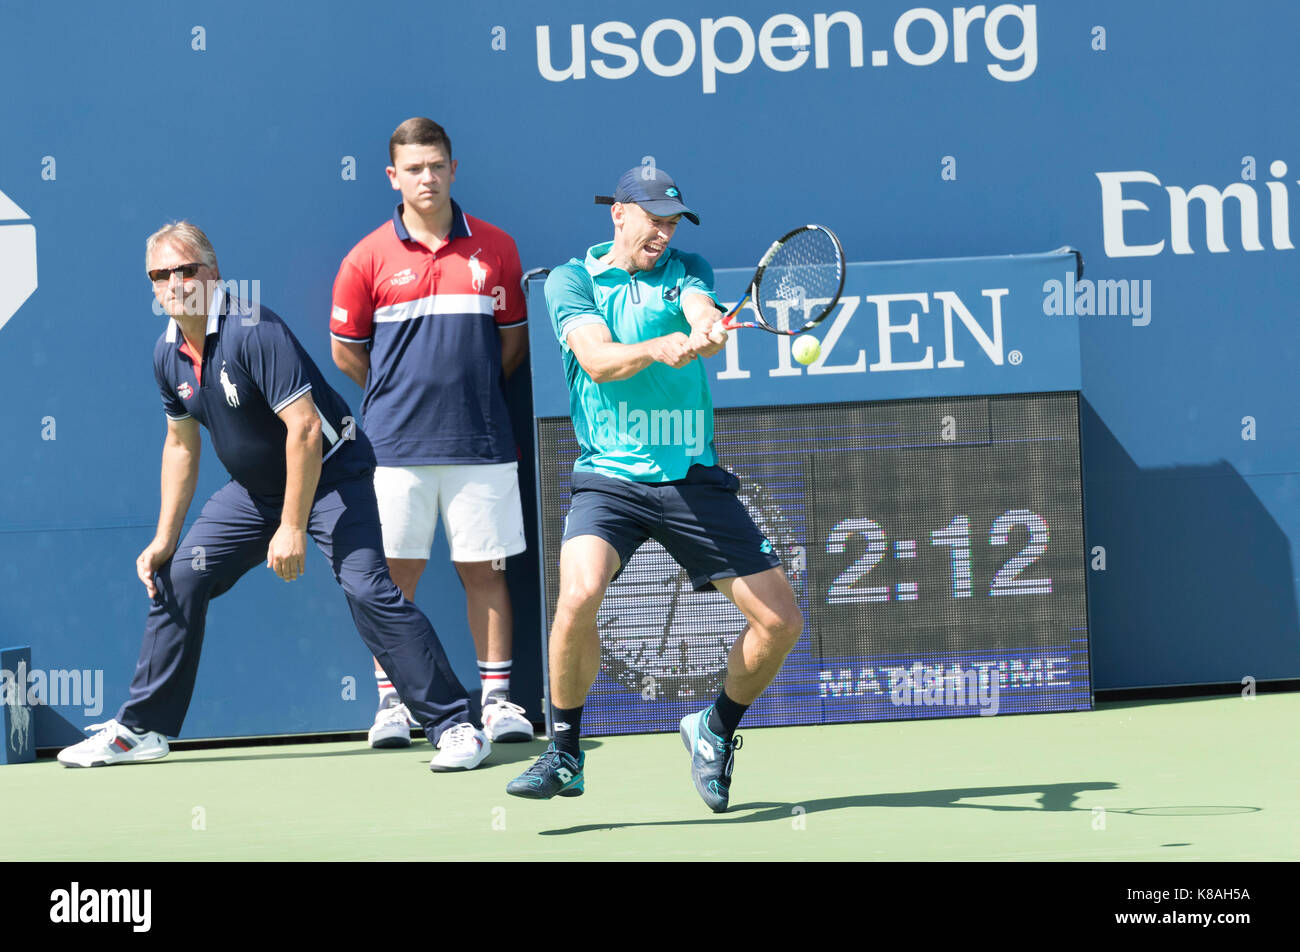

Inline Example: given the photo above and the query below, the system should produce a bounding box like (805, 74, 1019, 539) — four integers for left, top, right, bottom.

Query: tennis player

(506, 168, 804, 812)
(331, 118, 533, 749)
(56, 222, 490, 772)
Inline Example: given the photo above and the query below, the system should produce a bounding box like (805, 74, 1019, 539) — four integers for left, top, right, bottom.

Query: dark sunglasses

(147, 263, 202, 282)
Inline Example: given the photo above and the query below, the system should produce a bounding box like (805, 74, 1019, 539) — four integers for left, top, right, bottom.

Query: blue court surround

(1, 1, 1296, 743)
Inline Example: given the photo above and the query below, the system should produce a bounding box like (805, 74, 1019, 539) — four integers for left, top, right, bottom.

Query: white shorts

(373, 462, 527, 563)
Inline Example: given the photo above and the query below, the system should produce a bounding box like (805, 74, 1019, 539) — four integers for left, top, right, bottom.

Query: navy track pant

(116, 474, 471, 742)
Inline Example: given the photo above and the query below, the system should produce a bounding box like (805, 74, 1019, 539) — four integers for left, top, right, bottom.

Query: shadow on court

(538, 781, 1261, 835)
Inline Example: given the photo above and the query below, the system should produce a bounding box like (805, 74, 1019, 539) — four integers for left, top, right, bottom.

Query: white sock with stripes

(375, 669, 400, 711)
(478, 660, 512, 707)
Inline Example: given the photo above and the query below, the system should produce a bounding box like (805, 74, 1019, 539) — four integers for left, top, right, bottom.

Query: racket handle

(720, 301, 747, 329)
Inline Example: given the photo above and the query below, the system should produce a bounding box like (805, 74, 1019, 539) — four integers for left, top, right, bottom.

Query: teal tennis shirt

(545, 242, 721, 482)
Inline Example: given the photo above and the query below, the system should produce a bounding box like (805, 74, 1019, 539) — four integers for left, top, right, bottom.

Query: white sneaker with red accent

(369, 703, 414, 749)
(57, 719, 170, 768)
(429, 722, 491, 772)
(482, 699, 534, 743)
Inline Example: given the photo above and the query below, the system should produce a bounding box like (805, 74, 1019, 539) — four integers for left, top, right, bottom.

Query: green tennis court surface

(5, 693, 1295, 861)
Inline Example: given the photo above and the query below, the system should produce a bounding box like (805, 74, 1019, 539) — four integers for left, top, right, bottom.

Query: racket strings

(756, 229, 843, 331)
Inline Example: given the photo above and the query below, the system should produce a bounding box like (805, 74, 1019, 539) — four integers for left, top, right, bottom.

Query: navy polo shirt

(154, 290, 375, 499)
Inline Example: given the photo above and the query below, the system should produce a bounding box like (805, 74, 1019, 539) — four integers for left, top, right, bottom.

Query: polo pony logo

(467, 250, 487, 292)
(219, 362, 239, 407)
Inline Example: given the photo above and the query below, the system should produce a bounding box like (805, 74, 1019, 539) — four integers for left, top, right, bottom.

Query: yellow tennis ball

(792, 334, 821, 365)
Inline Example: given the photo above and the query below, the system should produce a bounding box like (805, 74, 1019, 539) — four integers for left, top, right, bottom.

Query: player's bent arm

(331, 338, 370, 389)
(566, 323, 695, 382)
(683, 292, 727, 358)
(154, 415, 202, 551)
(499, 325, 529, 379)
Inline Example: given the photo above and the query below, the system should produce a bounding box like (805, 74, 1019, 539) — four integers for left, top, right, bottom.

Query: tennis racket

(717, 225, 845, 336)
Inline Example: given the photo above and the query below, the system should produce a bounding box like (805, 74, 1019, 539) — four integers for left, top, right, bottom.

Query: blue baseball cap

(595, 167, 700, 225)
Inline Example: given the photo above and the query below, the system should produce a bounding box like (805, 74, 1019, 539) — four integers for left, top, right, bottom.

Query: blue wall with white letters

(1, 1, 1296, 743)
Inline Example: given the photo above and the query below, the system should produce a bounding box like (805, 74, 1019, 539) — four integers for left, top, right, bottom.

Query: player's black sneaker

(505, 743, 585, 799)
(680, 708, 743, 813)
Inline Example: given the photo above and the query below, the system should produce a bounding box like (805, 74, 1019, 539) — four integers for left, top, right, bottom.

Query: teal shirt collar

(583, 241, 671, 281)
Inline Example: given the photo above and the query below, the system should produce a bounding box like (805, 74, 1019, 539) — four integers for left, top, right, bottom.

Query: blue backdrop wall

(2, 1, 1296, 743)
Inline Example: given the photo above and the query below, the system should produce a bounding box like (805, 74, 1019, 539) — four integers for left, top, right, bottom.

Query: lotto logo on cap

(0, 188, 38, 335)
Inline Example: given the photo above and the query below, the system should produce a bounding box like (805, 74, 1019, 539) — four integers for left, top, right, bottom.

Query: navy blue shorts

(562, 464, 783, 592)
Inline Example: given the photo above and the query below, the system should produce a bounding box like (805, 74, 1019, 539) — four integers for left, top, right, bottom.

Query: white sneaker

(482, 699, 534, 743)
(57, 719, 169, 768)
(369, 704, 414, 749)
(429, 722, 491, 772)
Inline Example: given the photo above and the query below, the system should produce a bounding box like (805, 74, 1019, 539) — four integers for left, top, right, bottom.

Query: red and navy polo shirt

(330, 201, 526, 466)
(155, 290, 375, 499)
